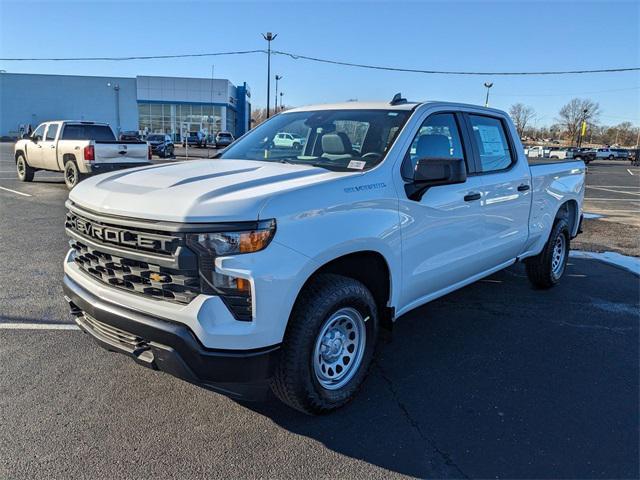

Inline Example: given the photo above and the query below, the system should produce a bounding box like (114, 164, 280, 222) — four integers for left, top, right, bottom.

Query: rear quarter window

(62, 125, 116, 141)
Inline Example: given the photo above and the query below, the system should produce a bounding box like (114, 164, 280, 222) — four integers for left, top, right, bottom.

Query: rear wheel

(608, 154, 615, 160)
(271, 274, 379, 414)
(64, 160, 83, 189)
(525, 219, 570, 289)
(16, 154, 34, 182)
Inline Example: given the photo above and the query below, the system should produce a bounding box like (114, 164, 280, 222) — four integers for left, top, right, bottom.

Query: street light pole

(484, 82, 493, 107)
(280, 91, 284, 112)
(274, 75, 283, 113)
(107, 82, 121, 137)
(262, 32, 278, 119)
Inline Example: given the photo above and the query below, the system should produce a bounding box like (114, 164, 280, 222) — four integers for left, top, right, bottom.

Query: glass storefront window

(138, 102, 233, 140)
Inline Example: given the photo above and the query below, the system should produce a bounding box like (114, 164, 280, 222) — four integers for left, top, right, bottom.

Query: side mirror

(407, 157, 467, 200)
(31, 135, 39, 143)
(414, 157, 467, 185)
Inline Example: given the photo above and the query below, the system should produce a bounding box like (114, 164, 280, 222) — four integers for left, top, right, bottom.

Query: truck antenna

(390, 93, 407, 105)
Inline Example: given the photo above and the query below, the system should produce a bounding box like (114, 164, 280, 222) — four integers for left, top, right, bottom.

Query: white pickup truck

(62, 99, 585, 414)
(14, 121, 151, 189)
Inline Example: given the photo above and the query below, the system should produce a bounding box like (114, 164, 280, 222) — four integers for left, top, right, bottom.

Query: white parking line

(628, 169, 635, 175)
(584, 198, 640, 202)
(0, 186, 32, 197)
(0, 322, 79, 330)
(586, 186, 640, 196)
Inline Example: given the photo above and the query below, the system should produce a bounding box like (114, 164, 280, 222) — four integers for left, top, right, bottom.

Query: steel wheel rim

(551, 234, 566, 277)
(17, 158, 25, 178)
(313, 307, 366, 390)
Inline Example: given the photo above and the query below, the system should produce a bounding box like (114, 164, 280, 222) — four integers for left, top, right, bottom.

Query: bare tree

(250, 108, 268, 127)
(250, 105, 291, 129)
(509, 103, 536, 137)
(557, 98, 600, 145)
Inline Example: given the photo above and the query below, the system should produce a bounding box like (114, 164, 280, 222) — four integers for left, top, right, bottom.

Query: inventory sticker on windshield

(347, 160, 366, 170)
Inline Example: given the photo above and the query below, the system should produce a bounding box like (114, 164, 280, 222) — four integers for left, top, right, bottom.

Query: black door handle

(464, 192, 481, 202)
(517, 184, 530, 192)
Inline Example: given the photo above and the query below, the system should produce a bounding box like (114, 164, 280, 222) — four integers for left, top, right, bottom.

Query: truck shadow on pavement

(243, 260, 639, 479)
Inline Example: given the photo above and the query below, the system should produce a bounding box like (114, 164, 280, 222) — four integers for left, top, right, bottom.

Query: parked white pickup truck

(62, 99, 585, 414)
(14, 121, 151, 189)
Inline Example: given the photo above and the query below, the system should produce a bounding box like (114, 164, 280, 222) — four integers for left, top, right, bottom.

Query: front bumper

(63, 274, 280, 400)
(87, 162, 152, 174)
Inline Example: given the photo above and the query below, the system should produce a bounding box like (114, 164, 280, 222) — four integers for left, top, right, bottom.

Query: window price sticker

(347, 160, 366, 170)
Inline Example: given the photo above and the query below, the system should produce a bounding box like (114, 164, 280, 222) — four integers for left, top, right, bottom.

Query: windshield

(147, 135, 164, 141)
(220, 109, 411, 171)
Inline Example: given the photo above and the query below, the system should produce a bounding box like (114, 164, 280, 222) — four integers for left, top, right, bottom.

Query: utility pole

(280, 91, 284, 112)
(262, 32, 278, 118)
(484, 82, 493, 107)
(274, 75, 283, 113)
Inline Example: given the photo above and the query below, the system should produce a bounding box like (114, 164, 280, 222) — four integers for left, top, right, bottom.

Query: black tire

(64, 160, 83, 190)
(293, 142, 301, 150)
(271, 273, 379, 415)
(525, 218, 570, 289)
(608, 155, 615, 160)
(16, 154, 34, 182)
(168, 146, 174, 157)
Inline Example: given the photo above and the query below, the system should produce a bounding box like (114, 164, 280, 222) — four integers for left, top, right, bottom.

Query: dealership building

(0, 72, 251, 140)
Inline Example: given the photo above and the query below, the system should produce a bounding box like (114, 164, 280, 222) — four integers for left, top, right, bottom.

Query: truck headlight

(187, 219, 276, 256)
(186, 220, 276, 321)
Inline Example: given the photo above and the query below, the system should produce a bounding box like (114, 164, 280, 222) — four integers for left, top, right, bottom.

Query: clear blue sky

(1, 0, 638, 127)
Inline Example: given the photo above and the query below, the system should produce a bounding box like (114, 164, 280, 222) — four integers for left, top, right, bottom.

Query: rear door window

(467, 115, 514, 172)
(45, 124, 58, 141)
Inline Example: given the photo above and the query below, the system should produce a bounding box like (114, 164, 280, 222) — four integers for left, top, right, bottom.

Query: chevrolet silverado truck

(62, 98, 585, 414)
(15, 121, 151, 189)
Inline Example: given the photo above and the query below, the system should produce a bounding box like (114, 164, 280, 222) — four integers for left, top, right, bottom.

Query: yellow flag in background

(581, 121, 587, 137)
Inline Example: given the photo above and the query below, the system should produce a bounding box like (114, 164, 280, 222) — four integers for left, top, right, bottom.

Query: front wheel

(608, 155, 615, 160)
(271, 274, 379, 415)
(525, 219, 570, 289)
(16, 154, 34, 182)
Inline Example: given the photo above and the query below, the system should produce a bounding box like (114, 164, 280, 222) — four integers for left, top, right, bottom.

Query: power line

(493, 86, 640, 97)
(0, 48, 638, 76)
(272, 51, 639, 76)
(0, 50, 266, 61)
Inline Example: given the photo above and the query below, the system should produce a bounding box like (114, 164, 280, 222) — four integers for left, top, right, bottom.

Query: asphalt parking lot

(0, 142, 638, 479)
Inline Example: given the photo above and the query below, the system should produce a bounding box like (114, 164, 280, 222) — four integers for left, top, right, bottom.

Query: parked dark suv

(147, 134, 174, 158)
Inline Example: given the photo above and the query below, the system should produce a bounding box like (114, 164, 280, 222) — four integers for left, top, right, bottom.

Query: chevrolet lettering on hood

(65, 210, 176, 253)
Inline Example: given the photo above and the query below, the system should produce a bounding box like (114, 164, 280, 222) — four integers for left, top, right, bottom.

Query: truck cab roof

(285, 100, 508, 116)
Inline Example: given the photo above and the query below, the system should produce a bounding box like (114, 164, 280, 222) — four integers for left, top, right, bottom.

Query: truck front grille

(71, 240, 200, 304)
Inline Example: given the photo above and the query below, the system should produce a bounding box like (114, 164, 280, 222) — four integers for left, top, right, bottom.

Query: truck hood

(69, 159, 342, 222)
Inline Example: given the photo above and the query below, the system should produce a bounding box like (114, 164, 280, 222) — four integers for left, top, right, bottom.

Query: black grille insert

(71, 240, 200, 304)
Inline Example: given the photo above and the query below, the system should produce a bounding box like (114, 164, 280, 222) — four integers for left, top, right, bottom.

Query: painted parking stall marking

(0, 185, 32, 197)
(0, 322, 79, 330)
